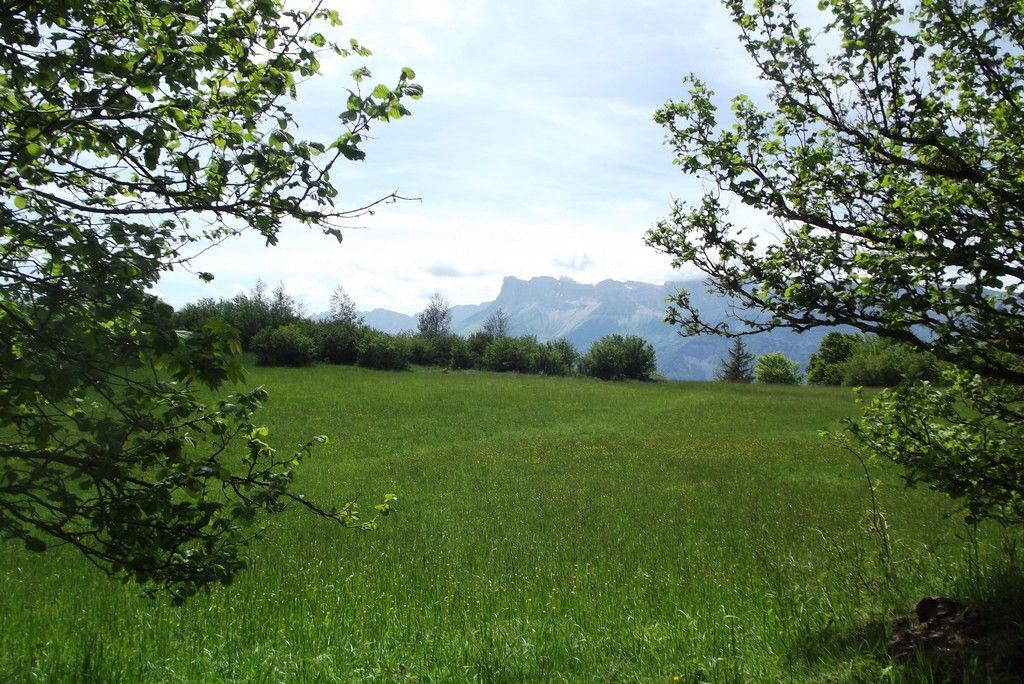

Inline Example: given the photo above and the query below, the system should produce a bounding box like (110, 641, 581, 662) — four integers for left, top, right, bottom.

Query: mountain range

(357, 276, 835, 381)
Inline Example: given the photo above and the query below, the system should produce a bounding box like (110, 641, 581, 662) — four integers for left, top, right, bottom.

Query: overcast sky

(155, 0, 774, 315)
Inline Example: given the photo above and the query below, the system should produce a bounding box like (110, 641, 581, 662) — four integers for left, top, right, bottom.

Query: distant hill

(357, 276, 836, 380)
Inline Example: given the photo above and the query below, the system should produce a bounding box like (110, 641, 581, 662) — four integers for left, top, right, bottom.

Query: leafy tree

(807, 333, 864, 386)
(0, 0, 417, 600)
(417, 292, 452, 339)
(716, 338, 755, 383)
(269, 281, 304, 321)
(482, 308, 511, 339)
(851, 373, 1024, 525)
(755, 352, 802, 385)
(581, 335, 657, 381)
(328, 286, 362, 325)
(647, 0, 1024, 523)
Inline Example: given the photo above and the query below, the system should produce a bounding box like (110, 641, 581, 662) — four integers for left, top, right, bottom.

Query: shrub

(357, 331, 411, 371)
(317, 321, 363, 365)
(173, 297, 232, 332)
(537, 338, 579, 376)
(448, 338, 476, 370)
(466, 331, 494, 363)
(408, 333, 463, 367)
(840, 337, 940, 387)
(408, 335, 437, 366)
(806, 332, 863, 385)
(173, 281, 303, 348)
(806, 332, 942, 387)
(755, 352, 802, 384)
(581, 335, 657, 381)
(482, 336, 539, 373)
(250, 324, 317, 367)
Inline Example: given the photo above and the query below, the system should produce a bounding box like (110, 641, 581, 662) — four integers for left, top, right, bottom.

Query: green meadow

(0, 366, 1014, 682)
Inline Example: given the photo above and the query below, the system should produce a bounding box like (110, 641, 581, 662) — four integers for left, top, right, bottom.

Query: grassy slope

(0, 366, 1006, 682)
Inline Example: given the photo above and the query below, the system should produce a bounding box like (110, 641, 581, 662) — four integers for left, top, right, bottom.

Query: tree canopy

(648, 0, 1023, 523)
(417, 292, 452, 338)
(0, 0, 417, 600)
(482, 307, 511, 339)
(328, 285, 362, 325)
(647, 0, 1022, 384)
(755, 351, 802, 385)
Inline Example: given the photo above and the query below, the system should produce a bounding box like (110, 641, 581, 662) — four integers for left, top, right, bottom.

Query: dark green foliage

(357, 331, 412, 371)
(647, 0, 1024, 524)
(409, 333, 462, 367)
(580, 335, 657, 381)
(408, 336, 437, 366)
(467, 331, 495, 360)
(0, 0, 414, 599)
(807, 333, 863, 386)
(755, 352, 801, 385)
(433, 334, 458, 366)
(448, 338, 476, 370)
(482, 336, 540, 374)
(172, 297, 235, 335)
(807, 333, 940, 387)
(317, 321, 364, 365)
(839, 337, 940, 387)
(251, 324, 317, 367)
(174, 281, 303, 348)
(538, 338, 580, 376)
(717, 338, 755, 383)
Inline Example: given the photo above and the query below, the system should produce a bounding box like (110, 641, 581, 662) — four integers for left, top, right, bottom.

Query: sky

(155, 0, 774, 315)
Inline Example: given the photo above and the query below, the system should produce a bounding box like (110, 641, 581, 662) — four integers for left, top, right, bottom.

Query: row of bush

(718, 333, 941, 387)
(248, 322, 656, 380)
(806, 332, 941, 386)
(173, 283, 660, 380)
(174, 281, 304, 348)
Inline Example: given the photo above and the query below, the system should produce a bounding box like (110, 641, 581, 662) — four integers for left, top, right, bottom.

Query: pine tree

(716, 338, 755, 383)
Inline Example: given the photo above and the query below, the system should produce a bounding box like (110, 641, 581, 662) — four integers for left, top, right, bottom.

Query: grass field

(0, 366, 1017, 682)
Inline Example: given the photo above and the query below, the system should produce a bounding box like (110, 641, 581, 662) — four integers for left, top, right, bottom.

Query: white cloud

(158, 0, 782, 316)
(397, 26, 435, 57)
(396, 0, 453, 24)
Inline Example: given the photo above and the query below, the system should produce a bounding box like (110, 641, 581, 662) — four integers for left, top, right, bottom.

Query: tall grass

(0, 366, 1012, 681)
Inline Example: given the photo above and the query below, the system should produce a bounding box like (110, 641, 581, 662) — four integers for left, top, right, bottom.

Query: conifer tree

(716, 338, 755, 383)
